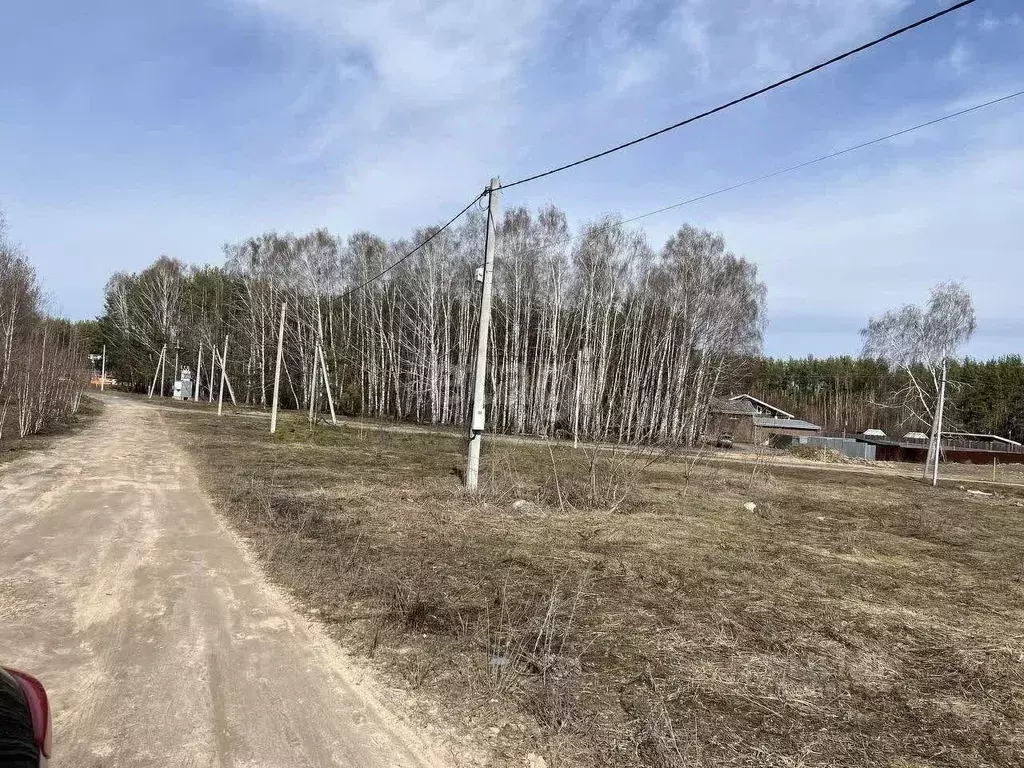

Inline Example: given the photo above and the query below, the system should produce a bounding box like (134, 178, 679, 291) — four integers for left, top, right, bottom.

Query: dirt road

(0, 398, 452, 767)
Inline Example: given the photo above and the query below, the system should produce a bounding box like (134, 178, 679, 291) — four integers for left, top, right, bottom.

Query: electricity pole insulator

(465, 178, 500, 490)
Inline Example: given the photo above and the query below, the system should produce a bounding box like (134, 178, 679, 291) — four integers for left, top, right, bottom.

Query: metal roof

(729, 394, 795, 419)
(709, 397, 758, 415)
(753, 417, 821, 431)
(857, 434, 1024, 454)
(944, 432, 1022, 447)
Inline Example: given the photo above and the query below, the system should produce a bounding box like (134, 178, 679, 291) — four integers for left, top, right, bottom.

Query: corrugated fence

(798, 436, 876, 461)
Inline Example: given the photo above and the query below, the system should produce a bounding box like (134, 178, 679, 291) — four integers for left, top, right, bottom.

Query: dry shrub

(374, 425, 395, 462)
(618, 666, 686, 768)
(483, 446, 538, 504)
(539, 442, 670, 514)
(484, 572, 586, 690)
(482, 440, 668, 515)
(789, 444, 851, 463)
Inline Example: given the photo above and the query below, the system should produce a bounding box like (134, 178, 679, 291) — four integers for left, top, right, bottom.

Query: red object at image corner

(0, 667, 51, 766)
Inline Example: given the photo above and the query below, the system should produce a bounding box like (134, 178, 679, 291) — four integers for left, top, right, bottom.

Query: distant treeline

(83, 202, 1021, 445)
(739, 356, 1024, 440)
(95, 209, 765, 445)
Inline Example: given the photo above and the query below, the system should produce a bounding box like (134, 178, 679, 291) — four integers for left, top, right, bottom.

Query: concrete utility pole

(572, 348, 582, 450)
(317, 344, 337, 426)
(217, 336, 229, 417)
(208, 343, 216, 403)
(218, 346, 237, 406)
(149, 345, 166, 399)
(314, 312, 337, 425)
(466, 178, 500, 490)
(194, 341, 203, 403)
(270, 301, 287, 434)
(160, 344, 167, 397)
(308, 339, 320, 426)
(100, 345, 106, 392)
(931, 359, 948, 487)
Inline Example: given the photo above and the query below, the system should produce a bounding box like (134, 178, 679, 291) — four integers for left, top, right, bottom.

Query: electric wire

(339, 190, 486, 298)
(499, 0, 978, 190)
(502, 89, 1024, 259)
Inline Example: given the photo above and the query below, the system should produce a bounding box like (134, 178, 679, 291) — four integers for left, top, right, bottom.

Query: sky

(1, 0, 1022, 359)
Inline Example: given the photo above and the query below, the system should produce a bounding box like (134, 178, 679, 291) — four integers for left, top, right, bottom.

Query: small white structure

(904, 432, 929, 442)
(173, 367, 194, 400)
(863, 428, 886, 438)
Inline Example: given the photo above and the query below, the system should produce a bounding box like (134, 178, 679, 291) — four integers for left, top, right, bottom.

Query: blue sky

(1, 0, 1022, 358)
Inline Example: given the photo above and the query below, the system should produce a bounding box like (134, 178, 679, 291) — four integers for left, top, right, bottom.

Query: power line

(340, 190, 486, 298)
(499, 0, 977, 191)
(502, 89, 1024, 258)
(617, 90, 1024, 228)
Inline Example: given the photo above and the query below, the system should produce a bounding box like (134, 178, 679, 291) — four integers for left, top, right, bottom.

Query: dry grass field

(174, 407, 1024, 767)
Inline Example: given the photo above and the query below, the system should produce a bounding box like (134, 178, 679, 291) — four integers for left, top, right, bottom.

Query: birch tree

(0, 211, 88, 440)
(861, 281, 976, 471)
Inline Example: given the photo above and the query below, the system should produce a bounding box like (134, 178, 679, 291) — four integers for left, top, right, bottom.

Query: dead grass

(788, 444, 854, 464)
(175, 409, 1024, 767)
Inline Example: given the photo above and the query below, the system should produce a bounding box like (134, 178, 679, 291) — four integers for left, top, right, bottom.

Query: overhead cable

(340, 190, 486, 297)
(499, 0, 977, 190)
(503, 89, 1024, 257)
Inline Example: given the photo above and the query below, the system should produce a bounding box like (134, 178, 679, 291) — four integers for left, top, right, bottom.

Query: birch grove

(100, 207, 766, 444)
(0, 212, 88, 440)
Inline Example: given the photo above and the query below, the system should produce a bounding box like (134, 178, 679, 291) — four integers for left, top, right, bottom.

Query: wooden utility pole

(217, 336, 229, 417)
(270, 301, 287, 434)
(465, 178, 499, 490)
(931, 359, 948, 487)
(149, 345, 166, 398)
(100, 345, 106, 392)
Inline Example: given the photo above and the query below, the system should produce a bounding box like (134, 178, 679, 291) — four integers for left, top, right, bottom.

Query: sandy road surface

(0, 398, 452, 767)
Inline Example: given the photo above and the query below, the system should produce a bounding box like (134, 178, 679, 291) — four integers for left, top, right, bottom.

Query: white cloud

(944, 40, 973, 76)
(226, 0, 559, 233)
(978, 14, 1001, 32)
(693, 121, 1024, 345)
(223, 0, 927, 237)
(233, 0, 550, 143)
(583, 0, 912, 100)
(231, 0, 920, 160)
